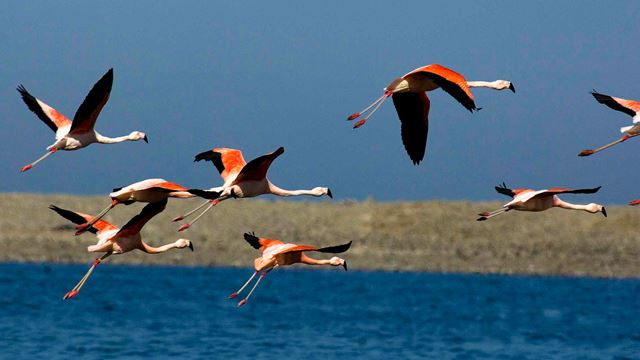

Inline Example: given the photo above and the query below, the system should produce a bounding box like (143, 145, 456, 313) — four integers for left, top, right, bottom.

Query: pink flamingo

(229, 232, 351, 307)
(477, 183, 606, 221)
(173, 147, 332, 231)
(347, 64, 514, 164)
(579, 91, 640, 157)
(17, 68, 147, 172)
(75, 178, 194, 235)
(50, 198, 193, 300)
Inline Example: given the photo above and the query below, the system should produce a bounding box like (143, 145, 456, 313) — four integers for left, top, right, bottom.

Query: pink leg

(63, 252, 112, 300)
(228, 270, 258, 299)
(21, 148, 57, 172)
(237, 265, 278, 307)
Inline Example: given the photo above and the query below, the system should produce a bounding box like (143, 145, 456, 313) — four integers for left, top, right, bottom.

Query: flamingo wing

(194, 148, 247, 183)
(69, 68, 113, 134)
(114, 198, 167, 238)
(495, 183, 516, 197)
(49, 205, 118, 234)
(243, 232, 284, 252)
(591, 91, 640, 117)
(233, 147, 285, 184)
(17, 85, 72, 133)
(542, 186, 602, 196)
(404, 64, 477, 112)
(392, 92, 430, 165)
(264, 241, 353, 255)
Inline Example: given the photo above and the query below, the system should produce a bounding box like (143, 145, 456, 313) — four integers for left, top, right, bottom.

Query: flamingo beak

(509, 83, 516, 93)
(189, 242, 194, 251)
(602, 207, 607, 217)
(327, 188, 333, 199)
(343, 261, 348, 271)
(143, 135, 149, 143)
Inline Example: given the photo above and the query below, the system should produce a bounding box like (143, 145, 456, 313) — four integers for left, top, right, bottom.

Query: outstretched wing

(591, 91, 640, 118)
(115, 198, 167, 238)
(17, 85, 72, 133)
(243, 232, 284, 252)
(194, 148, 246, 184)
(495, 182, 516, 197)
(268, 240, 353, 255)
(404, 64, 477, 112)
(69, 68, 113, 134)
(49, 205, 118, 234)
(233, 147, 285, 184)
(392, 92, 430, 165)
(542, 186, 602, 196)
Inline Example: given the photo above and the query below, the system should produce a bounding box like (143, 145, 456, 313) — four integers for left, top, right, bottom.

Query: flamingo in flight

(50, 198, 193, 300)
(229, 232, 351, 307)
(173, 147, 333, 231)
(75, 178, 194, 236)
(17, 68, 148, 172)
(578, 91, 640, 157)
(347, 64, 515, 164)
(477, 183, 606, 221)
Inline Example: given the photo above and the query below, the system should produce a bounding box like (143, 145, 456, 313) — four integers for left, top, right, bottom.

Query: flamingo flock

(14, 62, 628, 306)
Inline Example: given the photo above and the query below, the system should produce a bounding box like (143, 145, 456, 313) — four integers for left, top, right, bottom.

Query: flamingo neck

(95, 133, 135, 144)
(268, 184, 322, 197)
(466, 80, 506, 90)
(300, 254, 333, 266)
(553, 198, 589, 212)
(140, 240, 180, 254)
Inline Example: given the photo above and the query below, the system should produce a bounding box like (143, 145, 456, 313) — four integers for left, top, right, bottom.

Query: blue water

(0, 264, 638, 359)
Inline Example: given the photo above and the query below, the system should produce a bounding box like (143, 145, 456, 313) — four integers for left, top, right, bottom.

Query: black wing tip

(193, 149, 213, 162)
(275, 146, 285, 154)
(17, 84, 28, 94)
(188, 188, 221, 200)
(243, 232, 261, 249)
(318, 240, 353, 254)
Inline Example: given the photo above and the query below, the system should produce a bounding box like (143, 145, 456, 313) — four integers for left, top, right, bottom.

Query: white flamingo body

(17, 68, 147, 172)
(174, 147, 332, 231)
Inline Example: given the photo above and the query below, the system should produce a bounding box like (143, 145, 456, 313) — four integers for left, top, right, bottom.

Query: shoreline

(1, 193, 638, 278)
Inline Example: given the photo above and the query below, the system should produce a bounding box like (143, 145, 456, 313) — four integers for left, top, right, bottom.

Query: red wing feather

(49, 205, 118, 234)
(243, 232, 284, 252)
(404, 64, 477, 112)
(17, 85, 72, 133)
(194, 148, 247, 183)
(591, 91, 640, 117)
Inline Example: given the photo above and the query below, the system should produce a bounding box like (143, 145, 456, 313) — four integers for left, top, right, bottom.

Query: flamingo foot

(20, 164, 33, 172)
(237, 299, 247, 307)
(228, 292, 239, 299)
(172, 215, 185, 222)
(63, 289, 79, 300)
(629, 199, 640, 206)
(578, 150, 594, 157)
(353, 119, 367, 129)
(476, 216, 488, 221)
(347, 112, 360, 121)
(478, 212, 490, 217)
(210, 199, 220, 205)
(178, 223, 190, 232)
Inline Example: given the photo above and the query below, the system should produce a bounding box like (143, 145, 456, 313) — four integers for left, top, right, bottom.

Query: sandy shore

(1, 193, 638, 277)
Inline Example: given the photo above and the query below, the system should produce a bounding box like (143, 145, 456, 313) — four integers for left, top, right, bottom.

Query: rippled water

(0, 263, 638, 359)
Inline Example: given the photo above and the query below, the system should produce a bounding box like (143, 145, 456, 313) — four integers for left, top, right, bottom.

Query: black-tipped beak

(509, 83, 516, 93)
(327, 188, 333, 199)
(602, 207, 607, 217)
(143, 135, 149, 143)
(189, 242, 194, 251)
(343, 261, 348, 271)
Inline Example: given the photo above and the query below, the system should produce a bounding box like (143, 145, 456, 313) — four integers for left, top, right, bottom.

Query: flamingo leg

(177, 199, 220, 231)
(237, 265, 278, 307)
(353, 91, 392, 129)
(20, 148, 57, 172)
(228, 270, 259, 299)
(578, 134, 638, 157)
(75, 200, 118, 235)
(347, 93, 387, 120)
(63, 252, 112, 300)
(477, 207, 509, 221)
(172, 200, 211, 222)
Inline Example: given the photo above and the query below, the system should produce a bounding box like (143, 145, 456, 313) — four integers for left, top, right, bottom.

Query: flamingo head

(329, 256, 347, 271)
(586, 203, 607, 217)
(494, 80, 516, 92)
(176, 238, 194, 251)
(313, 187, 332, 198)
(129, 131, 148, 143)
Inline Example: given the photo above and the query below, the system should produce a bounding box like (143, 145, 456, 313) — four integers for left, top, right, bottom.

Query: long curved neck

(269, 184, 320, 197)
(466, 80, 504, 90)
(139, 240, 179, 254)
(300, 254, 332, 266)
(553, 197, 589, 212)
(96, 133, 135, 144)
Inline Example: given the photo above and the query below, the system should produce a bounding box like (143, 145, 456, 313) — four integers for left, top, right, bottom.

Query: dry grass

(1, 193, 638, 278)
